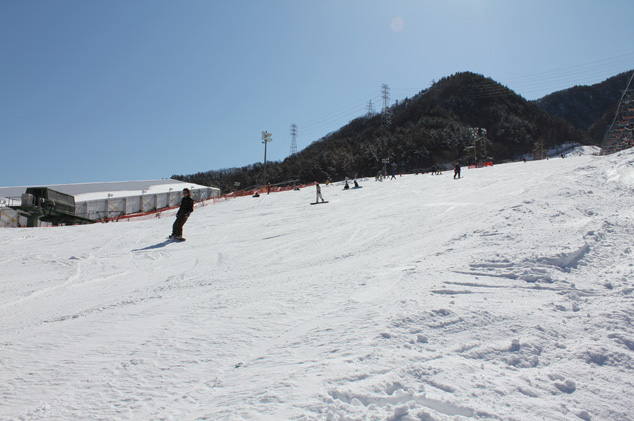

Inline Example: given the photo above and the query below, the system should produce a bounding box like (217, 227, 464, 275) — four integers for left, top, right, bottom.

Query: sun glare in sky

(391, 17, 404, 32)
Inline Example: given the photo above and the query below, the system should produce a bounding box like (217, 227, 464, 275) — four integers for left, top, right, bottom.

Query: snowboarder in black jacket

(170, 188, 194, 240)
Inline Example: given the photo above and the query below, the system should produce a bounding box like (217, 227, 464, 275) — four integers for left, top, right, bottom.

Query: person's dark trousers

(172, 213, 189, 237)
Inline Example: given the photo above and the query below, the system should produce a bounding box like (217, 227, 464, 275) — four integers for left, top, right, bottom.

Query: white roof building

(0, 179, 221, 227)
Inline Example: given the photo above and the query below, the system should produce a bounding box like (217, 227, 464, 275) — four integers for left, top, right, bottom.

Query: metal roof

(0, 179, 217, 200)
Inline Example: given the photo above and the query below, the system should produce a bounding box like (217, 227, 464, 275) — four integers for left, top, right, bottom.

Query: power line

(500, 52, 634, 85)
(288, 52, 634, 153)
(299, 94, 377, 126)
(390, 51, 634, 100)
(296, 95, 383, 143)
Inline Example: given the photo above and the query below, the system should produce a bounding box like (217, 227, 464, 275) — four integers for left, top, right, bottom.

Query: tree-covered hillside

(535, 70, 632, 132)
(174, 72, 592, 192)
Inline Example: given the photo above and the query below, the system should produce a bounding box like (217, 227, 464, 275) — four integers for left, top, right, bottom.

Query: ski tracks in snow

(2, 152, 634, 420)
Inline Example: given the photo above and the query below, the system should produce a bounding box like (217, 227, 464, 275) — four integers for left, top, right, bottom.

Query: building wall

(1, 183, 221, 227)
(75, 187, 219, 221)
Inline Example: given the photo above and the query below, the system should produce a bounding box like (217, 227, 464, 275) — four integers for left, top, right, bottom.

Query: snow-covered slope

(1, 150, 633, 420)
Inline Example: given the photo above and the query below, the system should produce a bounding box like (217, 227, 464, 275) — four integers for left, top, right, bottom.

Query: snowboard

(310, 201, 329, 205)
(168, 235, 186, 242)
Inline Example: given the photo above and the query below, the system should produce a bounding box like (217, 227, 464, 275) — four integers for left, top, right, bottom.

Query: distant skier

(170, 188, 194, 241)
(344, 178, 350, 190)
(454, 163, 461, 179)
(315, 182, 326, 203)
(354, 180, 359, 188)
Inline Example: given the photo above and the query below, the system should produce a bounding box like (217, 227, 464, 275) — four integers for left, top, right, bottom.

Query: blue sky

(2, 0, 634, 187)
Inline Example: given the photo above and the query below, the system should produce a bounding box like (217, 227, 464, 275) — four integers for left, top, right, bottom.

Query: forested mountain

(535, 70, 632, 132)
(173, 72, 597, 192)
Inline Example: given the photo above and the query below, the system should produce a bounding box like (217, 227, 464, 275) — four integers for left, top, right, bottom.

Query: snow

(1, 149, 634, 420)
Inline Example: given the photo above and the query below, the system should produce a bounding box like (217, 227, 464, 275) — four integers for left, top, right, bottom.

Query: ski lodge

(0, 179, 220, 228)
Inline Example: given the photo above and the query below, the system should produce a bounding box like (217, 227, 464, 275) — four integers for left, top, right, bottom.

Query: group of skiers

(172, 165, 462, 239)
(431, 163, 461, 179)
(343, 178, 360, 190)
(375, 172, 398, 181)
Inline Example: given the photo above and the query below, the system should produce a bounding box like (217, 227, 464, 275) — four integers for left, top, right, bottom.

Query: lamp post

(382, 158, 390, 177)
(261, 131, 272, 179)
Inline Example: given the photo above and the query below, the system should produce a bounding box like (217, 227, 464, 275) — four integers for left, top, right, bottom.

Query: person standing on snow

(315, 182, 326, 203)
(170, 188, 194, 240)
(454, 163, 461, 179)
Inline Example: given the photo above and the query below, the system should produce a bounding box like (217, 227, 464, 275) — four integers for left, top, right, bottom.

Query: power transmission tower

(381, 84, 391, 128)
(289, 124, 298, 156)
(366, 100, 375, 117)
(601, 71, 634, 154)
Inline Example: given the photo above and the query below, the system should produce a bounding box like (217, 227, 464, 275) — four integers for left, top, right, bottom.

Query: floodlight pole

(261, 131, 272, 179)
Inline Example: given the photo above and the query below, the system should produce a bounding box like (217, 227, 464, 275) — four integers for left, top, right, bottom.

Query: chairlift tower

(468, 127, 487, 164)
(533, 139, 545, 160)
(601, 71, 634, 154)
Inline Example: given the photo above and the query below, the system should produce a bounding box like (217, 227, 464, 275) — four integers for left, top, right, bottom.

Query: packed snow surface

(1, 148, 633, 420)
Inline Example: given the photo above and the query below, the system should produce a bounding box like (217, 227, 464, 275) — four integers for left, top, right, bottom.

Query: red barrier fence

(224, 183, 314, 198)
(118, 183, 314, 222)
(468, 161, 494, 169)
(118, 195, 232, 222)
